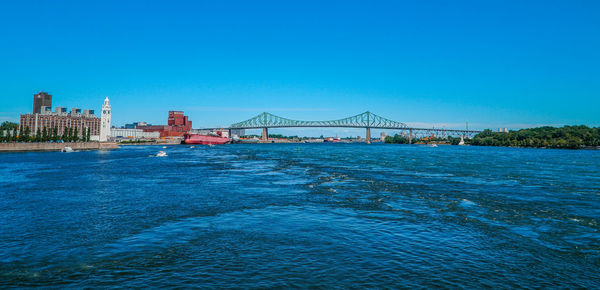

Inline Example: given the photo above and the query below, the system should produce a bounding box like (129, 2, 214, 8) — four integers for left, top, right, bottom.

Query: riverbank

(0, 142, 120, 152)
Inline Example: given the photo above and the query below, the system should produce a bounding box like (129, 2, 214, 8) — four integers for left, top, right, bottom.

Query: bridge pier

(408, 129, 413, 144)
(366, 127, 371, 144)
(261, 128, 268, 141)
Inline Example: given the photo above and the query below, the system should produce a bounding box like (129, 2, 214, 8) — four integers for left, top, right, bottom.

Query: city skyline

(1, 1, 599, 133)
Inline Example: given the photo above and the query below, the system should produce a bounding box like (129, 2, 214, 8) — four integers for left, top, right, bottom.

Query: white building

(110, 128, 160, 139)
(99, 97, 111, 142)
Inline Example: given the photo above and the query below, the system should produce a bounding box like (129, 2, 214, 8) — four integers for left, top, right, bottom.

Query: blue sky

(0, 0, 598, 136)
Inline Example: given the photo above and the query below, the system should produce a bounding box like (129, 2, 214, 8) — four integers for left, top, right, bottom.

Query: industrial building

(110, 128, 160, 139)
(20, 92, 102, 138)
(137, 111, 192, 138)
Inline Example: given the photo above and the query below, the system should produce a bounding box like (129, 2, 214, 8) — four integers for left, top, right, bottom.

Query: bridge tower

(261, 128, 268, 141)
(366, 128, 371, 144)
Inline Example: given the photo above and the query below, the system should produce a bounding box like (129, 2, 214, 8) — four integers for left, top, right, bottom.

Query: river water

(1, 144, 599, 288)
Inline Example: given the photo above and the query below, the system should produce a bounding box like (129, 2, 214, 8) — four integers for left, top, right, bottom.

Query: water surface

(1, 144, 599, 287)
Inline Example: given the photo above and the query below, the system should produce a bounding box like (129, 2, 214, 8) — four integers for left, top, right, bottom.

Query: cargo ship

(183, 133, 230, 145)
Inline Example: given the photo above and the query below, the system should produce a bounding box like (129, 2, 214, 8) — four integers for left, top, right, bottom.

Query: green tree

(0, 121, 18, 131)
(0, 130, 4, 142)
(42, 127, 48, 142)
(24, 126, 31, 142)
(52, 127, 58, 142)
(18, 124, 23, 142)
(472, 126, 599, 149)
(86, 127, 91, 142)
(73, 127, 79, 142)
(35, 127, 41, 142)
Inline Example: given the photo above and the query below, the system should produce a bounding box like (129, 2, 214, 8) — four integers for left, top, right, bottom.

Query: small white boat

(162, 146, 167, 149)
(207, 144, 215, 147)
(61, 146, 74, 152)
(427, 144, 438, 147)
(190, 146, 195, 149)
(156, 151, 167, 157)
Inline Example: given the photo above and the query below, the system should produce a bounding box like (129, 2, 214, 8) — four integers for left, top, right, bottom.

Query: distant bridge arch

(224, 111, 479, 143)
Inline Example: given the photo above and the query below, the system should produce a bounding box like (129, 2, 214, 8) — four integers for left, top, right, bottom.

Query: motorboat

(156, 151, 167, 157)
(61, 146, 74, 152)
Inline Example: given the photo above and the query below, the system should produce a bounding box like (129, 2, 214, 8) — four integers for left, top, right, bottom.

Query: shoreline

(0, 142, 120, 152)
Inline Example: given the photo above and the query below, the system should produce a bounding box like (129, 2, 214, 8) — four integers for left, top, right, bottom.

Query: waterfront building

(54, 107, 67, 116)
(100, 97, 111, 142)
(20, 93, 102, 138)
(137, 111, 192, 138)
(110, 128, 160, 139)
(123, 121, 148, 129)
(32, 92, 52, 114)
(230, 129, 245, 137)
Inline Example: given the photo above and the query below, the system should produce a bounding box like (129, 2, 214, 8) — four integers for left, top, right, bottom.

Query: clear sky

(0, 0, 598, 135)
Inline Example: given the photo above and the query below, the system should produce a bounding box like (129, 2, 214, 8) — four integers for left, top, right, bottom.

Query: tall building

(32, 92, 52, 114)
(168, 111, 192, 130)
(20, 93, 105, 139)
(100, 97, 111, 142)
(20, 92, 110, 140)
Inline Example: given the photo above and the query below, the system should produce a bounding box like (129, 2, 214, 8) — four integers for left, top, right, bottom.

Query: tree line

(471, 126, 600, 149)
(384, 126, 600, 149)
(0, 122, 92, 143)
(384, 134, 467, 145)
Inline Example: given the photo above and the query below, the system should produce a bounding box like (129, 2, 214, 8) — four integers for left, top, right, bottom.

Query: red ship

(183, 133, 230, 145)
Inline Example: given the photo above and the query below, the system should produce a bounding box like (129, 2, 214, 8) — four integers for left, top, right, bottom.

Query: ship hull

(183, 134, 230, 145)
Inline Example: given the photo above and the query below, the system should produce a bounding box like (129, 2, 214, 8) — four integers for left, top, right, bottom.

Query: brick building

(137, 111, 192, 138)
(20, 92, 101, 137)
(33, 92, 52, 114)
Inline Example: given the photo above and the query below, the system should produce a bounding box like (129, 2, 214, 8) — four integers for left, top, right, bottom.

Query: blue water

(1, 144, 599, 288)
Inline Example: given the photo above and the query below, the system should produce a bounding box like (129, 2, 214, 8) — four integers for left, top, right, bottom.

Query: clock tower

(100, 97, 111, 142)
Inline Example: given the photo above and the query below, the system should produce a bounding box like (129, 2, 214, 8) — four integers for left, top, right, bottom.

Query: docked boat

(61, 146, 74, 152)
(183, 133, 230, 145)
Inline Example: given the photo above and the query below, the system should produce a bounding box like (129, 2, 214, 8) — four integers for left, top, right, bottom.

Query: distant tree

(17, 125, 23, 142)
(0, 130, 4, 142)
(472, 126, 596, 149)
(24, 126, 31, 142)
(5, 130, 11, 142)
(35, 127, 41, 142)
(73, 127, 79, 142)
(385, 134, 409, 144)
(61, 127, 67, 141)
(86, 127, 91, 142)
(64, 127, 70, 142)
(42, 127, 48, 142)
(51, 127, 58, 142)
(0, 121, 18, 131)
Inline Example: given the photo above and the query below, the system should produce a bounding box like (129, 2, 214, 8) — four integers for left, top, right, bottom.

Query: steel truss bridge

(222, 111, 479, 142)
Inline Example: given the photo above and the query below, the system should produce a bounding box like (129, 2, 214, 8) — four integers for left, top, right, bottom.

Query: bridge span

(206, 111, 480, 143)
